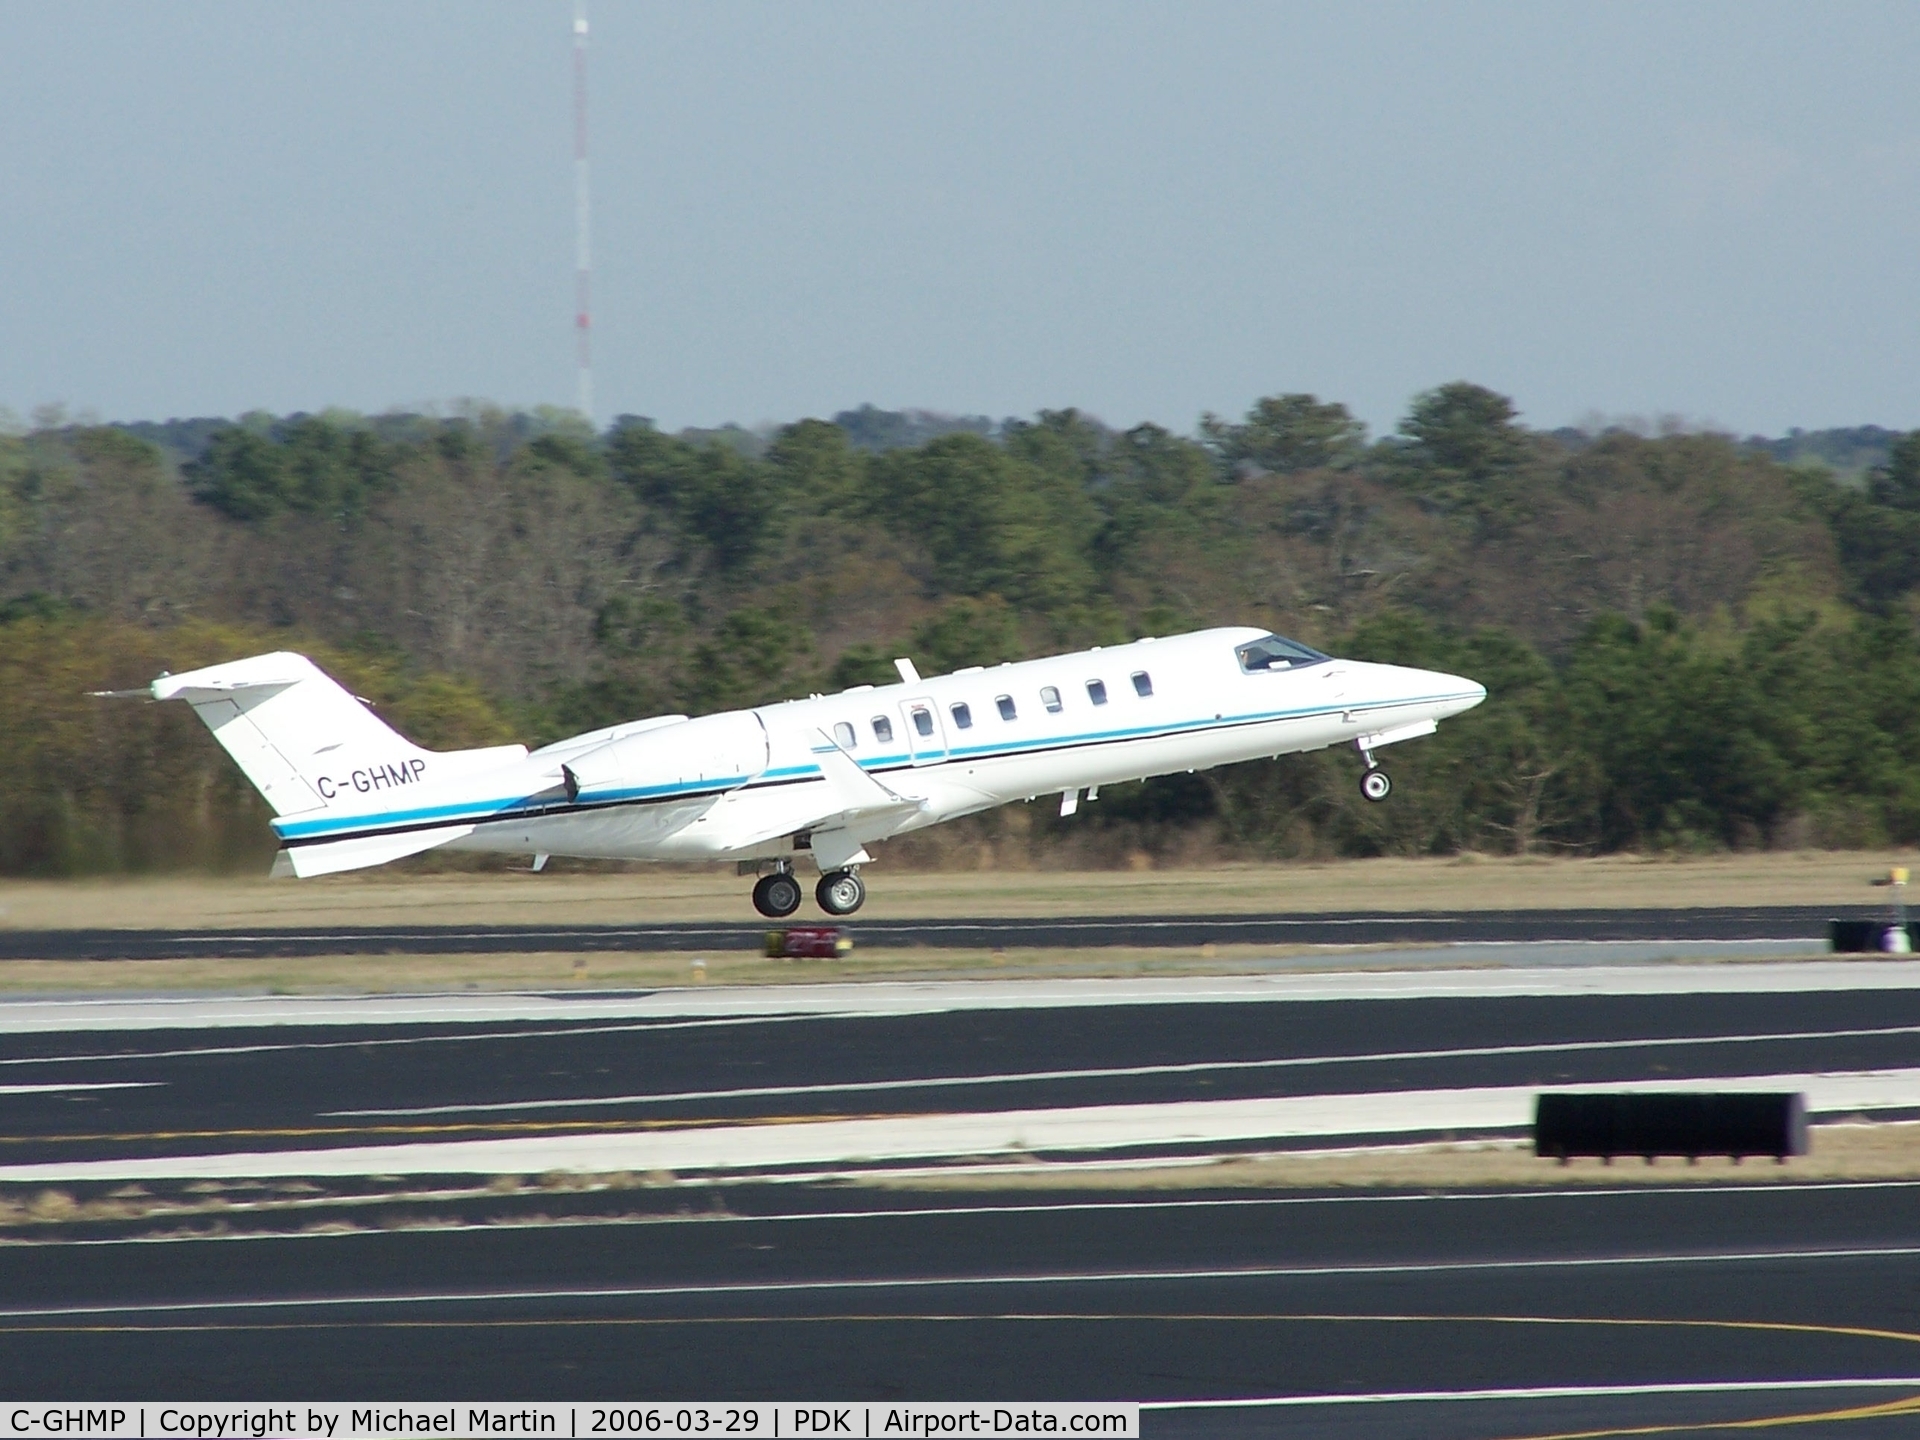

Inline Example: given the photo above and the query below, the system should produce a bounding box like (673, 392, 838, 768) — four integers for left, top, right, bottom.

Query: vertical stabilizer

(151, 652, 525, 819)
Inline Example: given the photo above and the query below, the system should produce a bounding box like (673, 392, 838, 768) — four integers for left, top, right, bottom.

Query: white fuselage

(266, 626, 1484, 874)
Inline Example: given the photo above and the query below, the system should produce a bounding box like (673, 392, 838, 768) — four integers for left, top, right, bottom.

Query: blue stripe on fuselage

(273, 691, 1475, 843)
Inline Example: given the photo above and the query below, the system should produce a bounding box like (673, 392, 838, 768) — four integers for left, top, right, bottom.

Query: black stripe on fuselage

(278, 708, 1344, 851)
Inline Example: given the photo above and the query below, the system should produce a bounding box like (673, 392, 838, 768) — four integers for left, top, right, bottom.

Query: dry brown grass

(0, 850, 1912, 931)
(3, 1127, 1912, 1238)
(879, 1121, 1920, 1191)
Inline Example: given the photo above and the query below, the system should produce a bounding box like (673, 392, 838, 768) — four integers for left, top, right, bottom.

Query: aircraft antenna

(572, 0, 594, 428)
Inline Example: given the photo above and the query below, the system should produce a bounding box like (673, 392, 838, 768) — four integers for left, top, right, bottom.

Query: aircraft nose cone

(1401, 667, 1485, 717)
(1448, 675, 1489, 715)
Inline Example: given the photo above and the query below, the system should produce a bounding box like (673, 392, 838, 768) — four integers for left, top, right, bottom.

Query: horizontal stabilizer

(151, 658, 311, 701)
(279, 824, 475, 879)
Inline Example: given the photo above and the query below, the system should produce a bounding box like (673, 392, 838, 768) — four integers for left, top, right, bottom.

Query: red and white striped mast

(572, 0, 593, 427)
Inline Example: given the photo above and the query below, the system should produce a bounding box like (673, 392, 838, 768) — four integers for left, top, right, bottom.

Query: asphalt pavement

(5, 983, 1920, 1168)
(4, 952, 1920, 1433)
(2, 1180, 1919, 1436)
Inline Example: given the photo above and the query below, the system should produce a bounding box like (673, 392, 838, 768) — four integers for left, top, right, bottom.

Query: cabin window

(1236, 633, 1332, 673)
(910, 705, 935, 738)
(871, 715, 894, 744)
(950, 701, 973, 730)
(1040, 685, 1063, 714)
(832, 721, 857, 749)
(1131, 670, 1153, 697)
(1086, 678, 1108, 706)
(996, 694, 1017, 721)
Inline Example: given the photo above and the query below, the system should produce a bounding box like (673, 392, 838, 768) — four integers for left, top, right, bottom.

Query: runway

(0, 902, 1871, 959)
(3, 961, 1920, 1178)
(4, 951, 1920, 1432)
(5, 1181, 1920, 1436)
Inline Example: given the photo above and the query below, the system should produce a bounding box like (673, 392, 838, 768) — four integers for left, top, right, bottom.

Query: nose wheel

(751, 870, 803, 918)
(816, 869, 866, 916)
(1356, 736, 1393, 803)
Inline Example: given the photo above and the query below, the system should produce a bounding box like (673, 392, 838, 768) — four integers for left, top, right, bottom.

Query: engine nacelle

(561, 710, 769, 805)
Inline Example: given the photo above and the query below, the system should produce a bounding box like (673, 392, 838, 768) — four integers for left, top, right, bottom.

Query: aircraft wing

(716, 732, 926, 854)
(808, 733, 918, 812)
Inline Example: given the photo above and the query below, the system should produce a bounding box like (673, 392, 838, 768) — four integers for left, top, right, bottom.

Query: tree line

(1, 387, 1917, 873)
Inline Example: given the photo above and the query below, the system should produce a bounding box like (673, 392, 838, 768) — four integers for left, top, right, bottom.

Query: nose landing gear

(1357, 739, 1392, 803)
(816, 869, 866, 916)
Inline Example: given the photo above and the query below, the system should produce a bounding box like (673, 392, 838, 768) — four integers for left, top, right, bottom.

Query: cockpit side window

(1236, 634, 1332, 673)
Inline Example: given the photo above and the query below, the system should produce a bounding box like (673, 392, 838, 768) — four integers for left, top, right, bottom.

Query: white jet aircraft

(146, 627, 1485, 917)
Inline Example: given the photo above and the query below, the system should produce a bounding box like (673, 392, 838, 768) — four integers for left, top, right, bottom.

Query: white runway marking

(0, 957, 1913, 1035)
(1143, 1378, 1920, 1411)
(327, 1021, 1920, 1118)
(0, 1082, 156, 1096)
(5, 1069, 1918, 1183)
(5, 1243, 1920, 1318)
(0, 1011, 841, 1072)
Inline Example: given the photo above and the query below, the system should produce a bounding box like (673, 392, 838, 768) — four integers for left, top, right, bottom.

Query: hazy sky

(3, 2, 1916, 438)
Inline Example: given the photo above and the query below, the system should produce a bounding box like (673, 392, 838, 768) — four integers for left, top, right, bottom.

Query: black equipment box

(1535, 1091, 1808, 1162)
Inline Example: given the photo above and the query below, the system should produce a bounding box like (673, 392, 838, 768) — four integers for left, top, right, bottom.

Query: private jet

(145, 627, 1485, 916)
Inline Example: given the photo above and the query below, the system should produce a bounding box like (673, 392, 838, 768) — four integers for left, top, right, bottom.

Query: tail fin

(152, 650, 527, 824)
(156, 653, 400, 817)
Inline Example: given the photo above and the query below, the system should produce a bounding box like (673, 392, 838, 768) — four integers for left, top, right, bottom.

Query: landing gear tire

(752, 871, 803, 918)
(1359, 768, 1392, 803)
(816, 870, 866, 916)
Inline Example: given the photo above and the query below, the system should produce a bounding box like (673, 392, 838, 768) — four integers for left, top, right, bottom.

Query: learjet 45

(147, 627, 1485, 917)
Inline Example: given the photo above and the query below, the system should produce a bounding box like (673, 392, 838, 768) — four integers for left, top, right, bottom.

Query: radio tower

(572, 0, 594, 427)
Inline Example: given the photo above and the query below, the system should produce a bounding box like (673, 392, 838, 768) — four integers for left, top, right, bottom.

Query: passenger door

(898, 698, 948, 766)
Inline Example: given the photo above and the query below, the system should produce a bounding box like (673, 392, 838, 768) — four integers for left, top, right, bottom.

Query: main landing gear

(815, 869, 866, 916)
(749, 863, 868, 917)
(1357, 742, 1392, 803)
(751, 869, 803, 918)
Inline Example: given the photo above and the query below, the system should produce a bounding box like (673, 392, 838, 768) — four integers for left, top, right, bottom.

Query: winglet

(810, 730, 914, 811)
(893, 657, 920, 684)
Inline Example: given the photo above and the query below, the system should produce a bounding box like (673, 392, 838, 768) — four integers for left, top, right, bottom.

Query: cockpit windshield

(1236, 633, 1331, 673)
